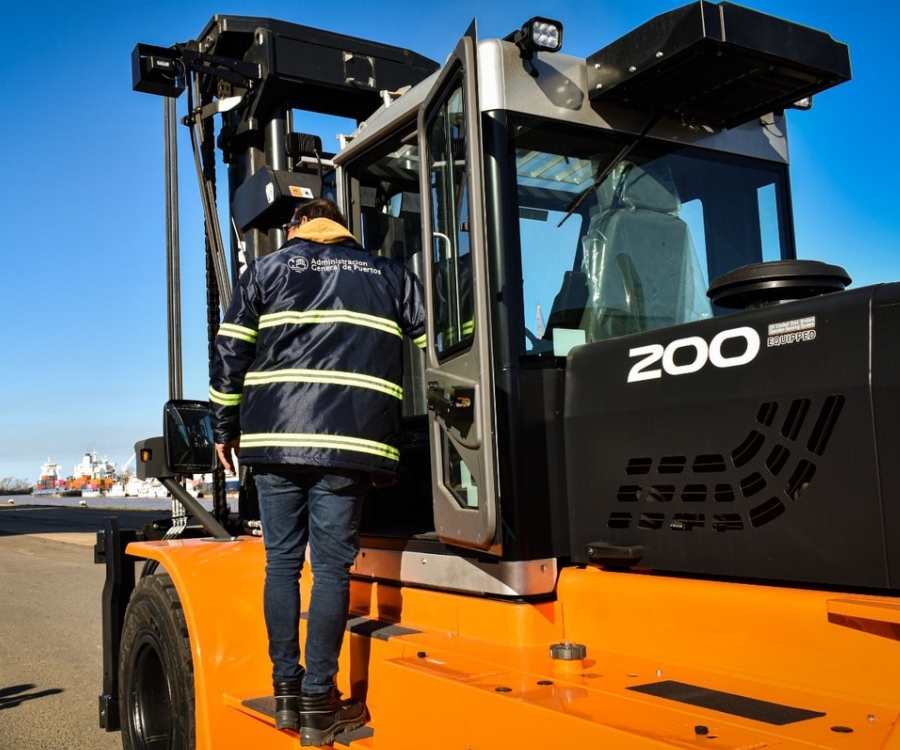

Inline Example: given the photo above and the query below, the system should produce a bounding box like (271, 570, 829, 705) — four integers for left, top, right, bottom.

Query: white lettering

(768, 316, 816, 336)
(628, 326, 761, 383)
(767, 329, 817, 347)
(661, 336, 708, 375)
(309, 258, 382, 275)
(627, 344, 664, 382)
(709, 327, 760, 368)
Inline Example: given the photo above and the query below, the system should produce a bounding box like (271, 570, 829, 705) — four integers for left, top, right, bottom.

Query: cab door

(419, 30, 500, 554)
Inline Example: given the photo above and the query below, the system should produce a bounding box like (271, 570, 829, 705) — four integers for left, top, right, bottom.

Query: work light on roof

(510, 17, 563, 54)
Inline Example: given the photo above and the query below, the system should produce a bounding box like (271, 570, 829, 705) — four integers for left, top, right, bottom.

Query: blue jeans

(254, 467, 366, 694)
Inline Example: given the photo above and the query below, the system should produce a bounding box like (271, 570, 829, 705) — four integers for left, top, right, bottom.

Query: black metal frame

(587, 0, 851, 129)
(95, 517, 139, 731)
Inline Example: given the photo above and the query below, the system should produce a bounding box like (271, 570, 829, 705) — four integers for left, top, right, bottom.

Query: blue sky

(1, 0, 897, 484)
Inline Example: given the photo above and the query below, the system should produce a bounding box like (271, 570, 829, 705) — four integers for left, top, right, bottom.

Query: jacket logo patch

(288, 257, 309, 273)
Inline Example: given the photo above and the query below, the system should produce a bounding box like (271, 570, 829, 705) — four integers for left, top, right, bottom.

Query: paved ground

(0, 503, 170, 547)
(0, 504, 170, 750)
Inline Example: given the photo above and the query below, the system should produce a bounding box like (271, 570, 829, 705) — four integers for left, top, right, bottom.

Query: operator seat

(580, 161, 711, 341)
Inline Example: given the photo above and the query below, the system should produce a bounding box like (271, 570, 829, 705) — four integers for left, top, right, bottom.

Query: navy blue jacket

(210, 220, 426, 476)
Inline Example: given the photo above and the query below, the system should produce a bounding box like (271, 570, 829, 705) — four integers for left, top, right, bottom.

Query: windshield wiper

(557, 111, 662, 227)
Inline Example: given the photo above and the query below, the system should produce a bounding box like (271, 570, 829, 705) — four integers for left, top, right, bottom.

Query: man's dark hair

(293, 198, 347, 227)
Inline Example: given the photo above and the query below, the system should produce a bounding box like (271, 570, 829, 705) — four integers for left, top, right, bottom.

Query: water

(2, 493, 217, 513)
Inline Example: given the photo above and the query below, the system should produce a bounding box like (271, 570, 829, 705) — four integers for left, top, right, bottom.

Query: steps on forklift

(229, 694, 376, 747)
(223, 612, 414, 745)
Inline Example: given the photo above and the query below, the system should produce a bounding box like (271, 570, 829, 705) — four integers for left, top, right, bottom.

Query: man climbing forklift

(210, 198, 426, 745)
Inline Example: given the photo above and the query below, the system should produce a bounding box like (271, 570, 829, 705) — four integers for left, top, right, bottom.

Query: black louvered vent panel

(659, 456, 687, 474)
(617, 486, 641, 503)
(712, 513, 744, 532)
(757, 401, 778, 427)
(785, 460, 816, 502)
(749, 497, 786, 528)
(604, 395, 844, 535)
(693, 454, 726, 472)
(765, 445, 790, 476)
(782, 399, 810, 440)
(671, 514, 705, 531)
(681, 485, 707, 503)
(626, 457, 653, 475)
(714, 484, 735, 502)
(648, 485, 676, 503)
(732, 431, 765, 468)
(808, 396, 845, 456)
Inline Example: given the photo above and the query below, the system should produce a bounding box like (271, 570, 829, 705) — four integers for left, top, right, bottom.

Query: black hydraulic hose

(186, 73, 232, 313)
(160, 477, 235, 540)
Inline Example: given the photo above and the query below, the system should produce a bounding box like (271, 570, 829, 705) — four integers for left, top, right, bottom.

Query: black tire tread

(119, 571, 196, 750)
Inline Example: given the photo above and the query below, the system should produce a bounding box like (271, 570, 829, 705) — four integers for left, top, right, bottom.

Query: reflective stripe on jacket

(210, 222, 426, 476)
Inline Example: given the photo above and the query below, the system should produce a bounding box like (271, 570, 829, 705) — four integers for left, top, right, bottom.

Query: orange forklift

(96, 3, 900, 748)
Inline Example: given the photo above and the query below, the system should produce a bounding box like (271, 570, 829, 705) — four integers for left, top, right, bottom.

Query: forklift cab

(335, 7, 849, 589)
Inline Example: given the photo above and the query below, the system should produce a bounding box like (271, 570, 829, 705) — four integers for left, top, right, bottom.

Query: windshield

(509, 115, 791, 356)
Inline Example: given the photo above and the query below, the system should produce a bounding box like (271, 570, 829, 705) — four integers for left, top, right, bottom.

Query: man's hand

(216, 438, 240, 474)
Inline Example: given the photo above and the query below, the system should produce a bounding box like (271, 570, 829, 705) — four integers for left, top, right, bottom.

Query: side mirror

(163, 400, 216, 475)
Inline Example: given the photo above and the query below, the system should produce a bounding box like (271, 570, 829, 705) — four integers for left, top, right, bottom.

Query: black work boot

(273, 680, 303, 731)
(299, 688, 368, 747)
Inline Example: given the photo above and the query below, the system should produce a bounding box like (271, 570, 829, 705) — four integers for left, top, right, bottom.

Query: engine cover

(564, 283, 900, 590)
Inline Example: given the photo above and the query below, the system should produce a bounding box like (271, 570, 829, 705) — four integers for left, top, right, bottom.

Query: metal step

(234, 695, 375, 746)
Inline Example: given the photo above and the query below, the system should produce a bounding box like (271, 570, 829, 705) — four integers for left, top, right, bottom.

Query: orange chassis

(129, 535, 900, 749)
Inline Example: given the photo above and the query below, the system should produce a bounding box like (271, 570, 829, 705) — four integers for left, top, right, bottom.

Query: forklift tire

(119, 572, 195, 750)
